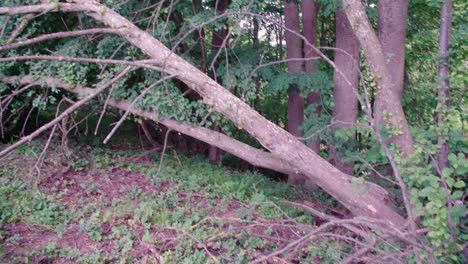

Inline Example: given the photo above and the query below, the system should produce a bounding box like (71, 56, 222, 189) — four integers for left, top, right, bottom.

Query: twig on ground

(280, 200, 369, 239)
(340, 237, 377, 264)
(163, 227, 220, 264)
(154, 128, 171, 179)
(34, 124, 57, 187)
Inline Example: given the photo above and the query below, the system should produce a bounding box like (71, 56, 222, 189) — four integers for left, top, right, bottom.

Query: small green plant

(403, 148, 467, 262)
(70, 158, 90, 171)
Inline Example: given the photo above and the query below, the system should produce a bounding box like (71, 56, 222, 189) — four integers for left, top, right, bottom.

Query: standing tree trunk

(192, 0, 207, 72)
(374, 0, 409, 141)
(437, 0, 453, 171)
(284, 0, 305, 185)
(330, 10, 360, 175)
(302, 0, 321, 153)
(208, 0, 229, 164)
(253, 16, 259, 50)
(341, 0, 414, 157)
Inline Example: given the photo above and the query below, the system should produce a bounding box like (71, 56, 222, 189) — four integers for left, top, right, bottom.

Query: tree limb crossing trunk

(341, 0, 414, 157)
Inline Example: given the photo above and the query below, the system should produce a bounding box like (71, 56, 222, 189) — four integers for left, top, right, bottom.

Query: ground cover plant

(0, 137, 347, 263)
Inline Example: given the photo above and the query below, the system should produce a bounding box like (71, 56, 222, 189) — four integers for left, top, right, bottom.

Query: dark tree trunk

(302, 0, 321, 153)
(330, 10, 360, 175)
(208, 0, 229, 164)
(192, 0, 207, 71)
(284, 0, 306, 185)
(253, 16, 259, 50)
(437, 0, 453, 171)
(342, 0, 414, 157)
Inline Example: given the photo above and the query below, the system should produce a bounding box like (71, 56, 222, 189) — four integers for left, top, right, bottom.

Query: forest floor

(0, 137, 347, 263)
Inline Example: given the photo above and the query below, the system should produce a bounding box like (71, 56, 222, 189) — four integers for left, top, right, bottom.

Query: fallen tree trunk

(0, 1, 405, 226)
(0, 76, 296, 176)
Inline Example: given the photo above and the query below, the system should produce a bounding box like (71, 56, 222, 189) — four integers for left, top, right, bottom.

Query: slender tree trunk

(341, 0, 414, 156)
(437, 0, 453, 171)
(253, 16, 259, 50)
(284, 0, 306, 185)
(330, 10, 360, 175)
(302, 0, 321, 152)
(192, 0, 207, 71)
(208, 0, 229, 164)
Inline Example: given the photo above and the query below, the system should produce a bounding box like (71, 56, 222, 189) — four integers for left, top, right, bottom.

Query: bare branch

(0, 67, 133, 159)
(341, 238, 377, 264)
(154, 128, 171, 178)
(249, 219, 364, 264)
(0, 28, 121, 53)
(102, 74, 176, 143)
(6, 14, 34, 44)
(0, 55, 168, 73)
(0, 3, 91, 16)
(280, 200, 370, 239)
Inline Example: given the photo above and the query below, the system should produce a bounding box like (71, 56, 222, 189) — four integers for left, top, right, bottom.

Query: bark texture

(208, 0, 230, 164)
(437, 0, 453, 171)
(330, 10, 360, 175)
(341, 0, 414, 157)
(0, 1, 406, 226)
(302, 0, 321, 153)
(374, 0, 409, 141)
(377, 0, 408, 99)
(284, 0, 306, 185)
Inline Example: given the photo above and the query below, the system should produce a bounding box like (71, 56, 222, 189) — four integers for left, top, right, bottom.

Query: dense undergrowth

(0, 139, 347, 263)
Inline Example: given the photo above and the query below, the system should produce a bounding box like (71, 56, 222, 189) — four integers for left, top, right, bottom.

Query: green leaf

(445, 176, 455, 187)
(453, 180, 465, 188)
(442, 167, 453, 177)
(451, 190, 463, 199)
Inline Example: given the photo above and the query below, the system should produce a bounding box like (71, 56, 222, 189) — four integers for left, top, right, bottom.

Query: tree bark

(374, 0, 409, 144)
(302, 0, 321, 153)
(0, 1, 406, 226)
(341, 0, 414, 157)
(330, 10, 360, 175)
(253, 16, 259, 50)
(436, 0, 453, 171)
(377, 0, 408, 99)
(284, 0, 306, 185)
(208, 0, 230, 164)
